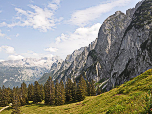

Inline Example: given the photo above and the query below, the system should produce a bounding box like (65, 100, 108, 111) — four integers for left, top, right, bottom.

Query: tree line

(0, 75, 102, 113)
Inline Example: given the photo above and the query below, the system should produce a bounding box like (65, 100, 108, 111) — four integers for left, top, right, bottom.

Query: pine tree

(44, 81, 49, 104)
(60, 80, 65, 105)
(20, 82, 28, 105)
(40, 84, 45, 100)
(50, 79, 55, 105)
(55, 80, 61, 105)
(44, 76, 55, 105)
(8, 87, 13, 103)
(72, 80, 77, 101)
(11, 87, 21, 114)
(0, 86, 13, 106)
(65, 78, 73, 102)
(33, 81, 42, 103)
(28, 84, 34, 101)
(90, 79, 96, 96)
(87, 82, 91, 96)
(0, 87, 2, 106)
(96, 86, 101, 95)
(77, 75, 86, 101)
(0, 85, 9, 106)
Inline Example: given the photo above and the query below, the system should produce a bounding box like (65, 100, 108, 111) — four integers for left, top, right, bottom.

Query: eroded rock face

(94, 0, 152, 90)
(54, 39, 98, 83)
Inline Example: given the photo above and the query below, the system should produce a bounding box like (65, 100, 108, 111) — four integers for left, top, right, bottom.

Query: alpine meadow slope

(1, 68, 152, 114)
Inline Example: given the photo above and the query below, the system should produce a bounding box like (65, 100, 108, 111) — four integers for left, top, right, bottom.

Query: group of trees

(0, 75, 102, 113)
(0, 81, 45, 114)
(43, 75, 99, 106)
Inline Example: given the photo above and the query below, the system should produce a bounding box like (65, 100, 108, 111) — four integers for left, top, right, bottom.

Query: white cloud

(48, 4, 58, 10)
(0, 29, 11, 40)
(55, 33, 68, 43)
(6, 36, 11, 40)
(56, 23, 101, 43)
(0, 22, 7, 27)
(0, 0, 62, 32)
(0, 60, 5, 62)
(14, 5, 56, 32)
(0, 30, 5, 37)
(5, 0, 62, 32)
(69, 0, 132, 26)
(16, 33, 19, 37)
(49, 23, 101, 58)
(0, 46, 15, 54)
(0, 10, 2, 13)
(8, 55, 24, 60)
(45, 47, 58, 52)
(52, 0, 60, 5)
(21, 50, 54, 59)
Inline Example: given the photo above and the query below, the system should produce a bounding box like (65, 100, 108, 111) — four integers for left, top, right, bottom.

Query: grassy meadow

(1, 69, 152, 114)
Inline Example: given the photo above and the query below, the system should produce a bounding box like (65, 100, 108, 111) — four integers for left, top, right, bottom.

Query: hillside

(1, 69, 152, 114)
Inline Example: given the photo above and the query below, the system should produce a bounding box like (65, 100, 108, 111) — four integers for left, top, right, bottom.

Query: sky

(0, 0, 142, 61)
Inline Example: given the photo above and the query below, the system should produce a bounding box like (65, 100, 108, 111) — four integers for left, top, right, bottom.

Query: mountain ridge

(0, 56, 63, 88)
(39, 0, 152, 92)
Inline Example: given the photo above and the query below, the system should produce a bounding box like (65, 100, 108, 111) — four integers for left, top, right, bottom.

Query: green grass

(1, 69, 152, 114)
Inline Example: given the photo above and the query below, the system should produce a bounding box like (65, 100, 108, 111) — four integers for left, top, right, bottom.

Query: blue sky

(0, 0, 141, 61)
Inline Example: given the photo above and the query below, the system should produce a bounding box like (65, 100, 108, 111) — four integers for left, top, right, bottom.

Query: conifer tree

(90, 79, 96, 96)
(33, 81, 42, 103)
(65, 78, 73, 102)
(50, 79, 55, 105)
(44, 80, 49, 104)
(11, 87, 21, 114)
(20, 82, 28, 105)
(72, 80, 77, 101)
(0, 87, 2, 106)
(40, 84, 45, 100)
(44, 76, 55, 105)
(77, 75, 86, 101)
(96, 86, 101, 95)
(0, 85, 9, 106)
(60, 80, 65, 105)
(55, 80, 61, 105)
(28, 84, 34, 101)
(0, 86, 13, 106)
(8, 87, 13, 103)
(87, 82, 91, 96)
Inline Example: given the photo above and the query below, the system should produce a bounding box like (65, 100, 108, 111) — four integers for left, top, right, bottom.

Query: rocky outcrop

(94, 0, 152, 90)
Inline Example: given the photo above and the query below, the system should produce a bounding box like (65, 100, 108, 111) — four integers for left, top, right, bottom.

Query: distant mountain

(0, 56, 63, 88)
(39, 0, 152, 91)
(38, 39, 97, 84)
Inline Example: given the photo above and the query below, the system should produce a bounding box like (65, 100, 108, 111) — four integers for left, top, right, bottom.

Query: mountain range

(0, 56, 62, 88)
(39, 0, 152, 91)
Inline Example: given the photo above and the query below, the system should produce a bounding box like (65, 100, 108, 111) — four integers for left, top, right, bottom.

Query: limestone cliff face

(108, 0, 152, 90)
(40, 0, 152, 91)
(60, 39, 97, 82)
(93, 0, 152, 90)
